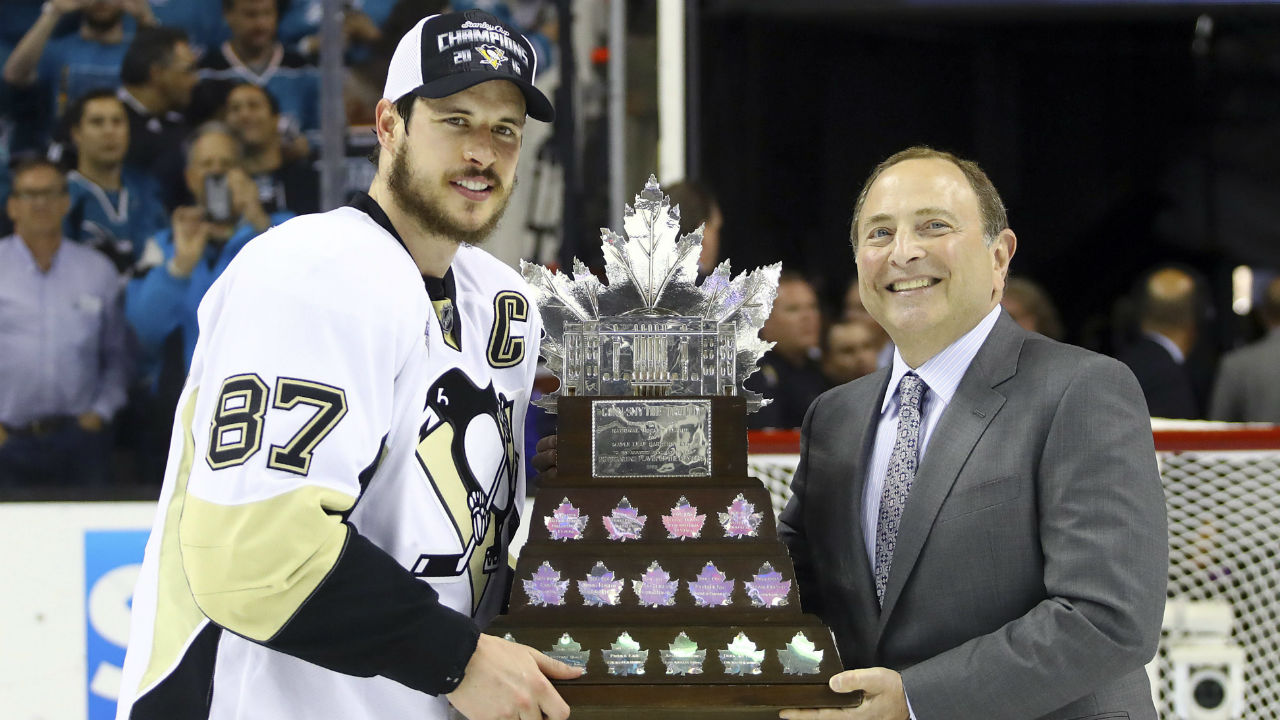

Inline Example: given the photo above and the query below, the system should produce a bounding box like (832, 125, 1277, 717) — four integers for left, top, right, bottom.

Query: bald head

(1140, 267, 1197, 334)
(1149, 267, 1195, 301)
(184, 125, 242, 198)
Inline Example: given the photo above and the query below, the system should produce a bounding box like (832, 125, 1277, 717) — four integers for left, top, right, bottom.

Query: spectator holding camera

(126, 123, 291, 399)
(1, 159, 129, 487)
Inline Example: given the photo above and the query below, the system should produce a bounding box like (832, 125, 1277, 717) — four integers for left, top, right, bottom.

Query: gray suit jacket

(1210, 329, 1280, 423)
(779, 312, 1168, 720)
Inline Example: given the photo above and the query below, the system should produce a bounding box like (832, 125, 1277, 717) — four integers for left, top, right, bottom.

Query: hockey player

(116, 10, 577, 720)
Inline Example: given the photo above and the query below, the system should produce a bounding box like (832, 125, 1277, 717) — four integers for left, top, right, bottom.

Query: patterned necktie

(875, 372, 926, 606)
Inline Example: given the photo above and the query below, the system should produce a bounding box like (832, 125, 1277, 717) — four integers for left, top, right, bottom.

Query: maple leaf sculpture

(522, 176, 780, 411)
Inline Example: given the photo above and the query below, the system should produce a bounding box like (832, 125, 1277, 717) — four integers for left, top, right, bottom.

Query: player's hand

(170, 206, 210, 278)
(228, 168, 270, 232)
(77, 412, 105, 433)
(532, 434, 558, 483)
(446, 633, 581, 720)
(778, 668, 906, 720)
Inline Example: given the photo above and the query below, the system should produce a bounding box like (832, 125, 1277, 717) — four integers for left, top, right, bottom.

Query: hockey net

(747, 425, 1280, 720)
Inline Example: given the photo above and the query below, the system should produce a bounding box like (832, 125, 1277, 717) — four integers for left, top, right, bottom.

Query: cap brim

(410, 72, 555, 123)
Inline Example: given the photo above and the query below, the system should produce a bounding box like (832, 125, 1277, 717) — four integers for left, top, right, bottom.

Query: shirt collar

(222, 41, 284, 84)
(4, 233, 67, 274)
(1143, 330, 1185, 364)
(117, 87, 149, 115)
(882, 305, 1003, 412)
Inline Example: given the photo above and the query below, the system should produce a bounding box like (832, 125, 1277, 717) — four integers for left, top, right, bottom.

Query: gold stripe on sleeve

(138, 390, 209, 694)
(179, 483, 356, 642)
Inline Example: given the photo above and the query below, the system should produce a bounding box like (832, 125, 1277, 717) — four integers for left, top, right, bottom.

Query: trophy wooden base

(554, 683, 862, 719)
(498, 396, 851, 718)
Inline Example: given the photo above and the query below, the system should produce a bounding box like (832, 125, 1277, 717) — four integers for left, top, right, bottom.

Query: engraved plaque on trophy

(592, 399, 712, 477)
(490, 178, 855, 718)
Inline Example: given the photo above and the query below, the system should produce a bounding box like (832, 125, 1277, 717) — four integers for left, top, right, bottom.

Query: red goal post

(747, 425, 1280, 451)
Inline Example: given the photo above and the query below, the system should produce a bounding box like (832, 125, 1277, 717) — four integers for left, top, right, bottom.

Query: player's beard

(387, 144, 512, 246)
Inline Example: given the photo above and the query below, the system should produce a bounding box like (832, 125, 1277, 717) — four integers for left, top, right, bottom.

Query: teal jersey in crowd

(65, 168, 169, 274)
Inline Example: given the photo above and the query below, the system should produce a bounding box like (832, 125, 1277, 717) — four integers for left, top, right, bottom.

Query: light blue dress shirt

(861, 305, 1004, 571)
(0, 235, 130, 426)
(858, 305, 1002, 718)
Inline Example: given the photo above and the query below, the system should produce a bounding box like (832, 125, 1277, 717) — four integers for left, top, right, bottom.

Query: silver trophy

(521, 176, 779, 477)
(494, 178, 851, 716)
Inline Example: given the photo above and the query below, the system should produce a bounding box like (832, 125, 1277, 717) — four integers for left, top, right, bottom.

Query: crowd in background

(744, 263, 1280, 432)
(0, 0, 556, 488)
(3, 1, 1280, 491)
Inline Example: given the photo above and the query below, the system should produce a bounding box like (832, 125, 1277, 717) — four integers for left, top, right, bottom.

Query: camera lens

(1193, 675, 1226, 709)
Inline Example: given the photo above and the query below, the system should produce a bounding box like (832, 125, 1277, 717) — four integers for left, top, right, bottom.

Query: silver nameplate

(660, 632, 706, 675)
(778, 632, 824, 675)
(592, 399, 712, 477)
(603, 632, 649, 676)
(523, 561, 570, 607)
(546, 633, 591, 671)
(633, 561, 679, 607)
(719, 632, 765, 676)
(578, 561, 625, 606)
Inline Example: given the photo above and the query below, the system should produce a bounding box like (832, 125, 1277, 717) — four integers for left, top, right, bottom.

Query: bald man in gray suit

(779, 147, 1168, 720)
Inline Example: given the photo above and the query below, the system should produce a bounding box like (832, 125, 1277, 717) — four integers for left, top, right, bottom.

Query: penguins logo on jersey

(411, 368, 520, 613)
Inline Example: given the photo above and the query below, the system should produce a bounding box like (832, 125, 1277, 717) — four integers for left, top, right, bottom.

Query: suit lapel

(875, 314, 1024, 633)
(836, 370, 891, 613)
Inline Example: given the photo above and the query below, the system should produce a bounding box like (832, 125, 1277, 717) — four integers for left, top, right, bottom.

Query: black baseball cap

(382, 10, 554, 123)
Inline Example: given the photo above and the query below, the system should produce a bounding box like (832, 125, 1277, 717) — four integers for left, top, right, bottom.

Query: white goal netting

(748, 435, 1280, 720)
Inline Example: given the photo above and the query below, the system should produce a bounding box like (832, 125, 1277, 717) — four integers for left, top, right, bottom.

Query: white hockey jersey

(117, 193, 542, 719)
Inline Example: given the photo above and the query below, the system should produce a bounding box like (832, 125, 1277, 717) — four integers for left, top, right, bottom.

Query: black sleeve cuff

(266, 523, 482, 696)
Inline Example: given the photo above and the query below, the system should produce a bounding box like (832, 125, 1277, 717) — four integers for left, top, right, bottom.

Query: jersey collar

(221, 41, 284, 85)
(347, 190, 456, 303)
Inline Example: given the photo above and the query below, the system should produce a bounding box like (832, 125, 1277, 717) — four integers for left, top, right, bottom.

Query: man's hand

(77, 412, 105, 433)
(169, 206, 210, 278)
(532, 434, 558, 483)
(228, 168, 270, 232)
(281, 133, 311, 163)
(446, 633, 581, 720)
(779, 668, 908, 720)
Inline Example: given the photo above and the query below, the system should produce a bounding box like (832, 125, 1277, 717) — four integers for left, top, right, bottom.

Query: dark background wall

(693, 4, 1280, 351)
